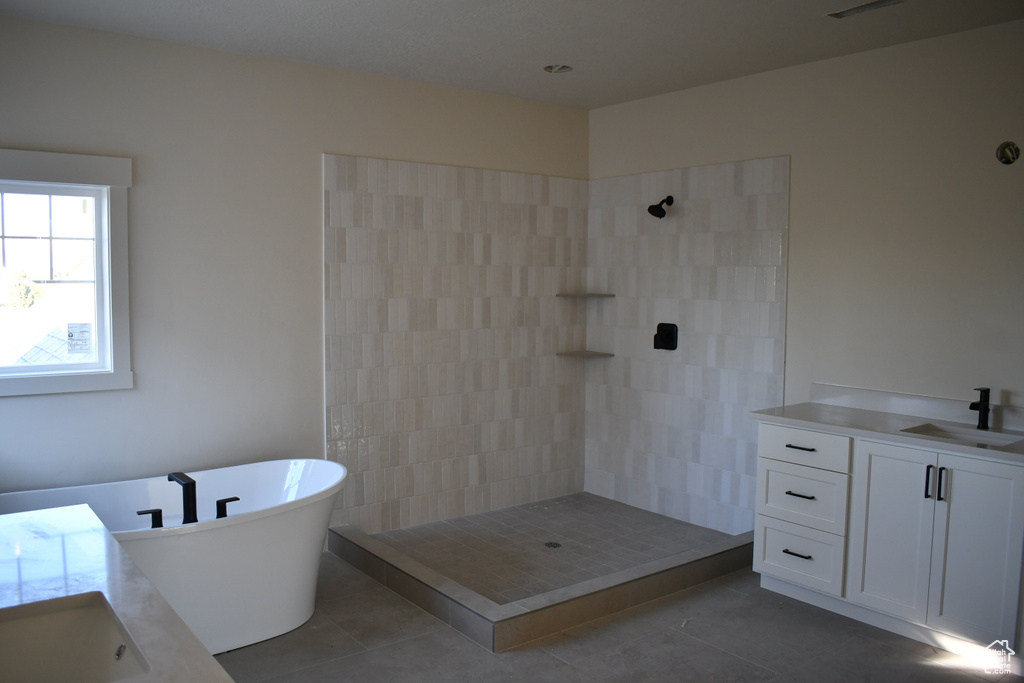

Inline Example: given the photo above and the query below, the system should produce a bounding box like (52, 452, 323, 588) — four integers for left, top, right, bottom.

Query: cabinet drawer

(754, 515, 846, 596)
(757, 458, 849, 535)
(758, 423, 851, 473)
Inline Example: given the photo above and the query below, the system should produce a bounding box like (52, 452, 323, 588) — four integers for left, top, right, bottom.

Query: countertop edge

(752, 403, 1024, 466)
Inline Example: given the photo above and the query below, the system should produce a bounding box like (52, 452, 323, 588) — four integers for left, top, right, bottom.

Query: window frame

(0, 148, 133, 397)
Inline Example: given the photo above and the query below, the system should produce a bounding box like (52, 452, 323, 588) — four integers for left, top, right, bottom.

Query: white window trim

(0, 148, 133, 397)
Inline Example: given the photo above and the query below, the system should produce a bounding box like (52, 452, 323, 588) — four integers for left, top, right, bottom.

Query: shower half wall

(323, 154, 788, 536)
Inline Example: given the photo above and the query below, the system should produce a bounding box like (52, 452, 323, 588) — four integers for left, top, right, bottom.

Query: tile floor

(215, 552, 1023, 682)
(371, 492, 731, 604)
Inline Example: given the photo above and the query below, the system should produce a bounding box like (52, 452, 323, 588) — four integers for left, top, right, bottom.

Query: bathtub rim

(0, 458, 347, 541)
(119, 458, 347, 540)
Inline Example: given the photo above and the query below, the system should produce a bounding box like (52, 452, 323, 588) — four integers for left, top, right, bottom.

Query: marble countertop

(0, 504, 234, 682)
(753, 402, 1024, 465)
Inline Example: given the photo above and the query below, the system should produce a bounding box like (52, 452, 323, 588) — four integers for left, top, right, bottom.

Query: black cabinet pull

(936, 467, 947, 502)
(785, 490, 816, 501)
(924, 464, 934, 499)
(785, 443, 817, 452)
(782, 548, 813, 560)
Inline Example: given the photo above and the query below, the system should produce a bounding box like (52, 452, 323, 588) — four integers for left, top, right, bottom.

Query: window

(0, 149, 132, 396)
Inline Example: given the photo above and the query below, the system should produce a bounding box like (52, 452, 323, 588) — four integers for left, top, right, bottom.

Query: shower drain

(544, 541, 562, 548)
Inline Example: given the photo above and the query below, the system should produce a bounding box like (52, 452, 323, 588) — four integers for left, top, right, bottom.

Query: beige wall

(591, 21, 1024, 411)
(0, 17, 588, 492)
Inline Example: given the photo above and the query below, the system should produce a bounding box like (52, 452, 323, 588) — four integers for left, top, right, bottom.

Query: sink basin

(900, 422, 1024, 449)
(0, 592, 149, 683)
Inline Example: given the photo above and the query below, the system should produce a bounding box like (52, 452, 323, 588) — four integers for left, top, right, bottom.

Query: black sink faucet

(168, 472, 198, 524)
(969, 387, 991, 431)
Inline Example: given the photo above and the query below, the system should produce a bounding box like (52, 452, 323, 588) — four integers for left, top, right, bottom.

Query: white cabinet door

(846, 440, 936, 622)
(928, 454, 1024, 645)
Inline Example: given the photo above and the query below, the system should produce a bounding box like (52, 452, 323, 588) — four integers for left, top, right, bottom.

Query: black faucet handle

(216, 496, 241, 519)
(137, 508, 163, 529)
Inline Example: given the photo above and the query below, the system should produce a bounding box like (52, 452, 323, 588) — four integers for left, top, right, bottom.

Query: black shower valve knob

(654, 323, 678, 350)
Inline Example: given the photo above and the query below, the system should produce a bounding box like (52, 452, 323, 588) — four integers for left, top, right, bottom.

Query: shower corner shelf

(556, 350, 614, 358)
(556, 291, 614, 358)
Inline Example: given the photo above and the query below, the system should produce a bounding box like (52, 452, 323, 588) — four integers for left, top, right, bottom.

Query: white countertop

(0, 504, 234, 682)
(753, 402, 1024, 465)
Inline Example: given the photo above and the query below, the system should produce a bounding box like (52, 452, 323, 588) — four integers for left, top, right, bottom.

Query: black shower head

(647, 195, 673, 219)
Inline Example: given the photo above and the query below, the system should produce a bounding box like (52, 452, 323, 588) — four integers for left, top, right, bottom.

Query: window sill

(0, 370, 134, 397)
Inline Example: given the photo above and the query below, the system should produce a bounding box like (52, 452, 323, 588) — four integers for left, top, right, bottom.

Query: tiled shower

(324, 156, 590, 533)
(585, 159, 788, 534)
(324, 154, 787, 536)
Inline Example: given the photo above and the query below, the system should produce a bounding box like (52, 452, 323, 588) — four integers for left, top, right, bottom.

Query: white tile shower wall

(324, 155, 588, 533)
(584, 157, 788, 535)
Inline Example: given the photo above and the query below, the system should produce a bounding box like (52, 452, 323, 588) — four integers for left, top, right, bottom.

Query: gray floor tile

(219, 546, 1013, 683)
(548, 627, 777, 683)
(214, 610, 364, 683)
(775, 633, 1010, 683)
(313, 550, 383, 602)
(262, 627, 589, 683)
(317, 575, 445, 650)
(676, 586, 881, 674)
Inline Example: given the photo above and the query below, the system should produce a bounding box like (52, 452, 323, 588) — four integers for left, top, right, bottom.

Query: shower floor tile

(331, 495, 752, 651)
(370, 492, 731, 605)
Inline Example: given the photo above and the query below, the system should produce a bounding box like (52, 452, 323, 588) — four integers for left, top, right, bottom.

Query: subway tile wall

(324, 155, 788, 536)
(584, 157, 789, 534)
(324, 155, 589, 533)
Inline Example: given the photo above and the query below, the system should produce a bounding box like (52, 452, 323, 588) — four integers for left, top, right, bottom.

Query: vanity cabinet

(754, 424, 852, 596)
(846, 440, 1024, 645)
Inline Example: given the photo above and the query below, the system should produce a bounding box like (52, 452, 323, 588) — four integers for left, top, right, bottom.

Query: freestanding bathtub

(0, 458, 347, 654)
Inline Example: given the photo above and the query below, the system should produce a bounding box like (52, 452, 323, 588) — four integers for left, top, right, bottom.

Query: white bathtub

(0, 458, 347, 654)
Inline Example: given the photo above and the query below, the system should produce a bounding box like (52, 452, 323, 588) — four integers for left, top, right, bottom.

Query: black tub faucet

(969, 387, 991, 431)
(168, 472, 198, 524)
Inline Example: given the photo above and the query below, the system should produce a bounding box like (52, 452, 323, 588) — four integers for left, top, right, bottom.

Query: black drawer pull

(936, 467, 947, 502)
(782, 548, 813, 561)
(785, 443, 817, 452)
(924, 464, 934, 499)
(785, 490, 816, 501)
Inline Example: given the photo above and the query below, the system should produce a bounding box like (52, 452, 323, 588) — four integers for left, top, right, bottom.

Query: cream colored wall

(0, 17, 587, 492)
(590, 21, 1024, 412)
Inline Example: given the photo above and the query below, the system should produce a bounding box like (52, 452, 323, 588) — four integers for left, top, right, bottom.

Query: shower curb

(328, 525, 753, 652)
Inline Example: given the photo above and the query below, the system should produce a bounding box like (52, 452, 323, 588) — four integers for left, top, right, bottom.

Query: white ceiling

(2, 0, 1022, 109)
